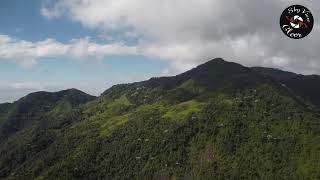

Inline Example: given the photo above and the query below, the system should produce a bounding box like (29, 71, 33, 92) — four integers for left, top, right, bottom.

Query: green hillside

(0, 58, 319, 179)
(0, 89, 96, 141)
(252, 67, 320, 110)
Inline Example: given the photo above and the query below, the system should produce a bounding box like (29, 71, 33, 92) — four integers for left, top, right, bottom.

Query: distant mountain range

(0, 58, 319, 179)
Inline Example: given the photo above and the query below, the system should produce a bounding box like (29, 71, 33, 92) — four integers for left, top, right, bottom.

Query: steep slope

(252, 67, 320, 109)
(0, 58, 319, 179)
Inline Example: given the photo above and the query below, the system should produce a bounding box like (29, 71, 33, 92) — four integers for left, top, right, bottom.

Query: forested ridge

(0, 58, 319, 179)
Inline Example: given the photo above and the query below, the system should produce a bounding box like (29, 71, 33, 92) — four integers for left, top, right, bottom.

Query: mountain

(0, 58, 319, 179)
(0, 89, 96, 141)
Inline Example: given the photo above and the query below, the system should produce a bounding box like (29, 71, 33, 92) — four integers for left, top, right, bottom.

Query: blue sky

(0, 0, 98, 42)
(0, 0, 319, 103)
(0, 0, 169, 102)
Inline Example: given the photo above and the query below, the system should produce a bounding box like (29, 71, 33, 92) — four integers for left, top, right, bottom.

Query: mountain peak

(19, 88, 95, 102)
(202, 57, 229, 64)
(209, 58, 246, 67)
(0, 88, 96, 140)
(176, 58, 250, 84)
(58, 88, 94, 97)
(186, 58, 247, 74)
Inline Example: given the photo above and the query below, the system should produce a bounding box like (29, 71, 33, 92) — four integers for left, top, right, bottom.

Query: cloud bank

(0, 35, 138, 68)
(1, 0, 320, 74)
(39, 0, 320, 74)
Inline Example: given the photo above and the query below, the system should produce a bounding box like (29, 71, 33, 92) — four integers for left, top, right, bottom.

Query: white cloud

(8, 82, 55, 90)
(0, 82, 58, 91)
(1, 1, 320, 73)
(39, 0, 320, 75)
(0, 35, 138, 67)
